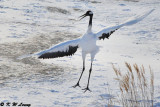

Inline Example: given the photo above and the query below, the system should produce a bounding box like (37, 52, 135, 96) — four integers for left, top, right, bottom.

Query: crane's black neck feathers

(88, 14, 93, 31)
(89, 15, 93, 27)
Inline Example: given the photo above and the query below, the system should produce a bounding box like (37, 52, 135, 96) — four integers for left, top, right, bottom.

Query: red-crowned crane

(19, 9, 154, 92)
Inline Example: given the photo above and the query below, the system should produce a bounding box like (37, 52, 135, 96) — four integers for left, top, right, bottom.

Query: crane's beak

(79, 14, 87, 20)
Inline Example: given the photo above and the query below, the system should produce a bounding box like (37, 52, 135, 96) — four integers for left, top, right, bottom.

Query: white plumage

(19, 9, 154, 92)
(37, 38, 80, 56)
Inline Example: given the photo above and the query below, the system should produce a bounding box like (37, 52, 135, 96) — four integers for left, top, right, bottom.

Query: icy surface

(0, 0, 160, 106)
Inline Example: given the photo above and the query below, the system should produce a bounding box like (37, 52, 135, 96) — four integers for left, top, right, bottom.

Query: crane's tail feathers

(120, 9, 154, 27)
(17, 54, 37, 60)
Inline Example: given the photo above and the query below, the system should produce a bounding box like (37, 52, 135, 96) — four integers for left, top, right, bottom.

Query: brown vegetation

(112, 62, 154, 107)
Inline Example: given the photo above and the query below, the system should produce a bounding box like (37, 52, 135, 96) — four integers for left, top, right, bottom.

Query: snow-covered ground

(0, 0, 159, 106)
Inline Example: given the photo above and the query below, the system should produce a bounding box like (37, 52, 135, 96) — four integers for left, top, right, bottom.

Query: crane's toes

(72, 83, 81, 88)
(82, 87, 92, 93)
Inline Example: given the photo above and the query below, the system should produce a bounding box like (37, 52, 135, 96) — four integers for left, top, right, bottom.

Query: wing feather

(38, 45, 78, 59)
(37, 38, 80, 59)
(96, 9, 154, 40)
(98, 29, 118, 40)
(18, 38, 80, 59)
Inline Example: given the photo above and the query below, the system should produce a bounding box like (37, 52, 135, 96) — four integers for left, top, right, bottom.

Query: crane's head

(79, 10, 93, 20)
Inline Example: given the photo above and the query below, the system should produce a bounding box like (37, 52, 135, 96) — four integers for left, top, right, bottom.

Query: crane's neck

(88, 15, 93, 32)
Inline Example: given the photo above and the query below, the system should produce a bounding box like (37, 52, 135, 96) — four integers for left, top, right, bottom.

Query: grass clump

(112, 62, 154, 107)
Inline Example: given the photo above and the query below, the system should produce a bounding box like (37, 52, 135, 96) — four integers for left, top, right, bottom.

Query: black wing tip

(38, 45, 79, 59)
(99, 29, 118, 40)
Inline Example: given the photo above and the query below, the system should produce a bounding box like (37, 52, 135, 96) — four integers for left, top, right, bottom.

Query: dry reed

(112, 62, 154, 107)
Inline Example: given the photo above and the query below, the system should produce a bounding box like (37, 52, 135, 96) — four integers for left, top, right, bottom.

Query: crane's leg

(73, 52, 86, 88)
(82, 62, 92, 92)
(83, 53, 95, 92)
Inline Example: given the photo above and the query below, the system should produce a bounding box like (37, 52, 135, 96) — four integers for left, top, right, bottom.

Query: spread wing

(18, 38, 80, 59)
(96, 9, 154, 40)
(38, 38, 80, 59)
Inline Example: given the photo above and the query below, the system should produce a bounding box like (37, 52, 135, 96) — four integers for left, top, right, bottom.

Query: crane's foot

(72, 82, 81, 88)
(82, 87, 92, 93)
